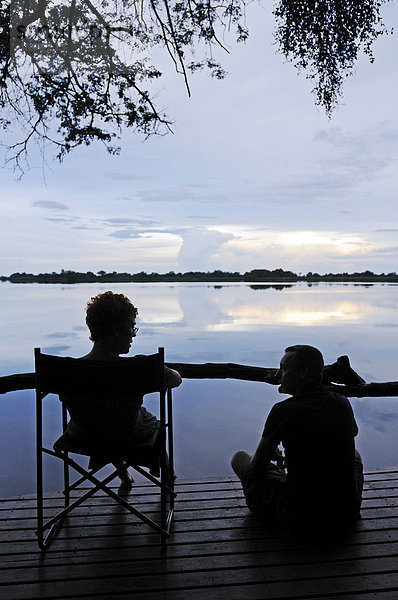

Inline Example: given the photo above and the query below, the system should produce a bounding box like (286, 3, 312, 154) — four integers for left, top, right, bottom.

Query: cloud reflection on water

(147, 285, 384, 330)
(210, 300, 369, 329)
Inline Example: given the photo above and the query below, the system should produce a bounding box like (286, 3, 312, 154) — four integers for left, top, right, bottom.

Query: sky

(1, 2, 398, 276)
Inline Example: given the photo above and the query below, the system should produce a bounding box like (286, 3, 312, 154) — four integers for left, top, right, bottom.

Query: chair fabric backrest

(35, 350, 165, 398)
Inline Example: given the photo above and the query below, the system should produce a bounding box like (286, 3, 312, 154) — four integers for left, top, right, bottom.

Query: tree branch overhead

(0, 0, 390, 172)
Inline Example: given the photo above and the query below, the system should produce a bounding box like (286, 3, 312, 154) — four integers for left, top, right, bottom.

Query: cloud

(250, 123, 395, 213)
(374, 246, 398, 254)
(177, 228, 236, 271)
(33, 201, 69, 210)
(104, 172, 155, 181)
(311, 123, 398, 187)
(104, 217, 158, 226)
(178, 182, 219, 190)
(46, 332, 78, 339)
(72, 225, 98, 230)
(41, 345, 71, 354)
(109, 229, 146, 239)
(134, 182, 230, 204)
(279, 231, 370, 255)
(45, 217, 78, 223)
(222, 229, 372, 258)
(174, 227, 377, 273)
(103, 148, 397, 210)
(313, 123, 398, 151)
(186, 215, 214, 221)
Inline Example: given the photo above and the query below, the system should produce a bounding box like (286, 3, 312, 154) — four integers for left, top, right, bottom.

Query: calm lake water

(1, 281, 397, 497)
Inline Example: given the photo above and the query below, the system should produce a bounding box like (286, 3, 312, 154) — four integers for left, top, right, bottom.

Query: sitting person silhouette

(61, 291, 181, 488)
(231, 344, 363, 536)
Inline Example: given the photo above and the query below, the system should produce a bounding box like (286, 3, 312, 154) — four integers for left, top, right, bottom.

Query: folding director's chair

(34, 347, 176, 550)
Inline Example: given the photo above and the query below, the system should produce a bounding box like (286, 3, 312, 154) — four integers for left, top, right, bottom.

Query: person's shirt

(262, 384, 359, 524)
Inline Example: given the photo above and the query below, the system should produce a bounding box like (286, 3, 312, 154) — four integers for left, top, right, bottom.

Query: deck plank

(0, 471, 397, 599)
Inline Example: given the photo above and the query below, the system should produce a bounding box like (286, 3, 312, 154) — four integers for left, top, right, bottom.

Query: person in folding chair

(56, 291, 181, 490)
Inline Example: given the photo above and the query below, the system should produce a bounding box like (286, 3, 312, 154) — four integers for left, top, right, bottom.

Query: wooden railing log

(166, 362, 277, 382)
(0, 373, 35, 394)
(328, 382, 398, 398)
(1, 363, 398, 397)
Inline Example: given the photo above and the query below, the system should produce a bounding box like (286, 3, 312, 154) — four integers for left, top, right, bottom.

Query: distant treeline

(1, 269, 398, 284)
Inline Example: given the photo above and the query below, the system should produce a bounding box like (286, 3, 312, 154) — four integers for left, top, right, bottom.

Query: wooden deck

(1, 469, 398, 599)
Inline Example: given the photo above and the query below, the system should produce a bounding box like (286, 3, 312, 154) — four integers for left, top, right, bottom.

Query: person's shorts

(242, 464, 288, 523)
(242, 453, 364, 532)
(354, 450, 364, 506)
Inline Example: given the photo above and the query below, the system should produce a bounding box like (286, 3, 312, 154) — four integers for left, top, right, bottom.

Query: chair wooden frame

(34, 347, 176, 551)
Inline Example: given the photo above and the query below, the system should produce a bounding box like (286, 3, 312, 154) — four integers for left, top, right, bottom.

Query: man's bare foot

(118, 468, 133, 490)
(323, 355, 365, 385)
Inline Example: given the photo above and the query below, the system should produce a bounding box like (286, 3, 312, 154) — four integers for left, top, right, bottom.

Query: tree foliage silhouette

(0, 0, 390, 174)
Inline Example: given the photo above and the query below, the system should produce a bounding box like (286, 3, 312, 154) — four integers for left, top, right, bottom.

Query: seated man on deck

(231, 344, 364, 536)
(58, 291, 181, 488)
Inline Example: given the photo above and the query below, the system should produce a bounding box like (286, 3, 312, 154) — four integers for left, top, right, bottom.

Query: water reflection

(268, 300, 369, 326)
(138, 291, 184, 324)
(176, 285, 387, 330)
(1, 281, 398, 497)
(249, 284, 294, 290)
(1, 282, 397, 366)
(210, 301, 369, 329)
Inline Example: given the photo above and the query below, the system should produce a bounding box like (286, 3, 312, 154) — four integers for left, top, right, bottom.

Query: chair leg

(37, 462, 123, 536)
(160, 460, 167, 547)
(64, 464, 104, 493)
(160, 456, 169, 550)
(43, 450, 168, 535)
(61, 403, 70, 508)
(36, 392, 46, 550)
(167, 387, 175, 517)
(63, 453, 70, 508)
